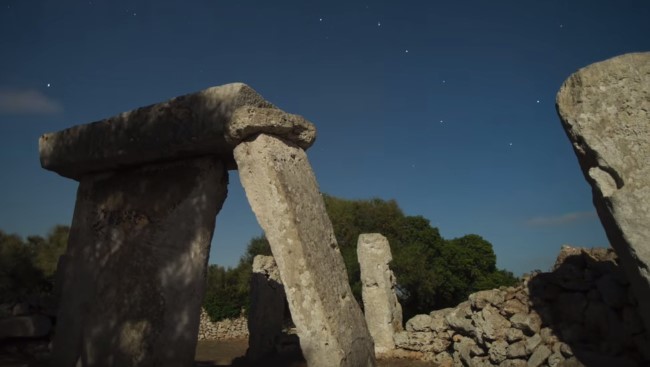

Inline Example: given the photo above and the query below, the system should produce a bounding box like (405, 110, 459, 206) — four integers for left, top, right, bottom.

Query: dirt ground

(0, 338, 434, 367)
(194, 339, 434, 367)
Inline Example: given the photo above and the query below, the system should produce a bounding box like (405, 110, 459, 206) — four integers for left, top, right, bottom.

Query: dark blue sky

(1, 0, 649, 275)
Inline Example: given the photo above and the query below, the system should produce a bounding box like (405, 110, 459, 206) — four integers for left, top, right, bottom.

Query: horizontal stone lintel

(39, 83, 316, 180)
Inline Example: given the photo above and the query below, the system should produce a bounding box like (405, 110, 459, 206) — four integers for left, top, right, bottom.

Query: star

(405, 49, 409, 53)
(439, 120, 443, 123)
(442, 80, 446, 84)
(133, 12, 137, 16)
(536, 100, 540, 103)
(560, 24, 564, 28)
(377, 21, 381, 27)
(319, 18, 323, 22)
(46, 83, 51, 88)
(509, 142, 513, 146)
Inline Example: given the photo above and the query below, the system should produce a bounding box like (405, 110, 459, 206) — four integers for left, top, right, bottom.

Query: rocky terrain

(393, 246, 649, 367)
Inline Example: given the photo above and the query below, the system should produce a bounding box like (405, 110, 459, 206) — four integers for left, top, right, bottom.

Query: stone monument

(39, 83, 375, 367)
(556, 52, 650, 333)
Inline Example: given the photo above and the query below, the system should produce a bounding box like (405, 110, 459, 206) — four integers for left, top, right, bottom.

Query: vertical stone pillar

(234, 133, 376, 367)
(357, 233, 403, 354)
(556, 52, 650, 333)
(246, 255, 287, 362)
(51, 157, 228, 367)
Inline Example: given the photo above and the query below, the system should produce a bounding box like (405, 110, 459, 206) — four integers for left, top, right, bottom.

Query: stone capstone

(556, 52, 650, 333)
(225, 107, 316, 149)
(234, 133, 376, 367)
(357, 233, 403, 354)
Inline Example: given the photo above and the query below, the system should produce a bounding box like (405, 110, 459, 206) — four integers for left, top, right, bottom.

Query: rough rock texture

(396, 246, 650, 366)
(226, 107, 316, 149)
(197, 309, 248, 341)
(246, 255, 289, 362)
(556, 52, 650, 333)
(50, 157, 228, 367)
(39, 83, 277, 178)
(357, 233, 403, 354)
(234, 133, 376, 367)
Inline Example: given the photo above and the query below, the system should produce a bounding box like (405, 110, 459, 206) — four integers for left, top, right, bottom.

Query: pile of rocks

(197, 308, 249, 340)
(394, 246, 649, 367)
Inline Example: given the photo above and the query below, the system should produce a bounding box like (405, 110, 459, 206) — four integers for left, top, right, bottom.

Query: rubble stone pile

(394, 246, 649, 367)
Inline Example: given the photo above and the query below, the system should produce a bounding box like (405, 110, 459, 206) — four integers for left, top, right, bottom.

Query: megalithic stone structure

(246, 255, 287, 362)
(357, 234, 403, 354)
(233, 121, 376, 366)
(556, 52, 650, 333)
(39, 83, 375, 366)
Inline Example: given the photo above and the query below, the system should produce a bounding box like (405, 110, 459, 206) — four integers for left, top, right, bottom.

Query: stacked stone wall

(394, 246, 649, 367)
(197, 308, 248, 341)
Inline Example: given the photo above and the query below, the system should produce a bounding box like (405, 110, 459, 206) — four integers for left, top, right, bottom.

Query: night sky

(1, 0, 649, 276)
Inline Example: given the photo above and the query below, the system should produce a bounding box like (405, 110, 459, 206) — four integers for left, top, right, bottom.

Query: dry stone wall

(197, 309, 248, 341)
(394, 246, 649, 367)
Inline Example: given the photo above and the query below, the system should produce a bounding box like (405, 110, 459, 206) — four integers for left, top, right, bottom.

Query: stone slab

(357, 233, 403, 354)
(39, 84, 314, 180)
(50, 157, 228, 367)
(234, 133, 376, 367)
(246, 255, 288, 362)
(556, 52, 650, 332)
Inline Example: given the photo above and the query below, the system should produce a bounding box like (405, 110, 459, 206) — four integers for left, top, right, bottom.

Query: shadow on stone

(527, 247, 649, 366)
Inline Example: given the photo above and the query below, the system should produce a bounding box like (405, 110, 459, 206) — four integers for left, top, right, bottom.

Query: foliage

(204, 194, 518, 322)
(0, 226, 69, 303)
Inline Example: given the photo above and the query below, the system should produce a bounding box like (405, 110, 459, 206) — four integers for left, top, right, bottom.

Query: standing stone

(556, 52, 650, 332)
(234, 133, 376, 367)
(357, 233, 403, 354)
(246, 255, 287, 362)
(50, 157, 228, 367)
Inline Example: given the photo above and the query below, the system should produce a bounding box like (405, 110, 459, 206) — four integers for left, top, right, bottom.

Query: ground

(0, 339, 434, 367)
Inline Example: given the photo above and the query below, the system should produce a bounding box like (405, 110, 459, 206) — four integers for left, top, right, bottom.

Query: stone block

(234, 133, 376, 367)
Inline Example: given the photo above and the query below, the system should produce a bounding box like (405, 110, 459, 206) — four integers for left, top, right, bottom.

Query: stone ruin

(35, 52, 650, 366)
(357, 233, 403, 355)
(555, 52, 650, 334)
(38, 83, 376, 367)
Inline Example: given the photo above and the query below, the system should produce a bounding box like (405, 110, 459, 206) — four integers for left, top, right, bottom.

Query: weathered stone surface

(556, 52, 650, 332)
(473, 305, 511, 342)
(445, 301, 475, 335)
(0, 315, 52, 339)
(39, 83, 278, 179)
(429, 307, 453, 333)
(510, 312, 542, 335)
(226, 107, 316, 149)
(489, 339, 509, 364)
(50, 157, 228, 367)
(527, 345, 551, 367)
(470, 290, 505, 310)
(357, 233, 403, 353)
(234, 133, 375, 367)
(405, 314, 432, 332)
(246, 255, 287, 362)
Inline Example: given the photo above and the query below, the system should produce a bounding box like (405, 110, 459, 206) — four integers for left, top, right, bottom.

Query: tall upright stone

(246, 255, 287, 362)
(357, 233, 403, 354)
(233, 125, 376, 365)
(38, 83, 321, 367)
(556, 52, 650, 332)
(52, 158, 227, 367)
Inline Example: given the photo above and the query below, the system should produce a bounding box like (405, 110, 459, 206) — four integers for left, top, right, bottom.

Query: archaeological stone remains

(556, 52, 650, 333)
(39, 83, 375, 367)
(357, 233, 403, 354)
(246, 255, 288, 362)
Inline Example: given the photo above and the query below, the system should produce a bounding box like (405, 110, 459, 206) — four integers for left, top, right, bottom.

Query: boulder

(556, 52, 650, 333)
